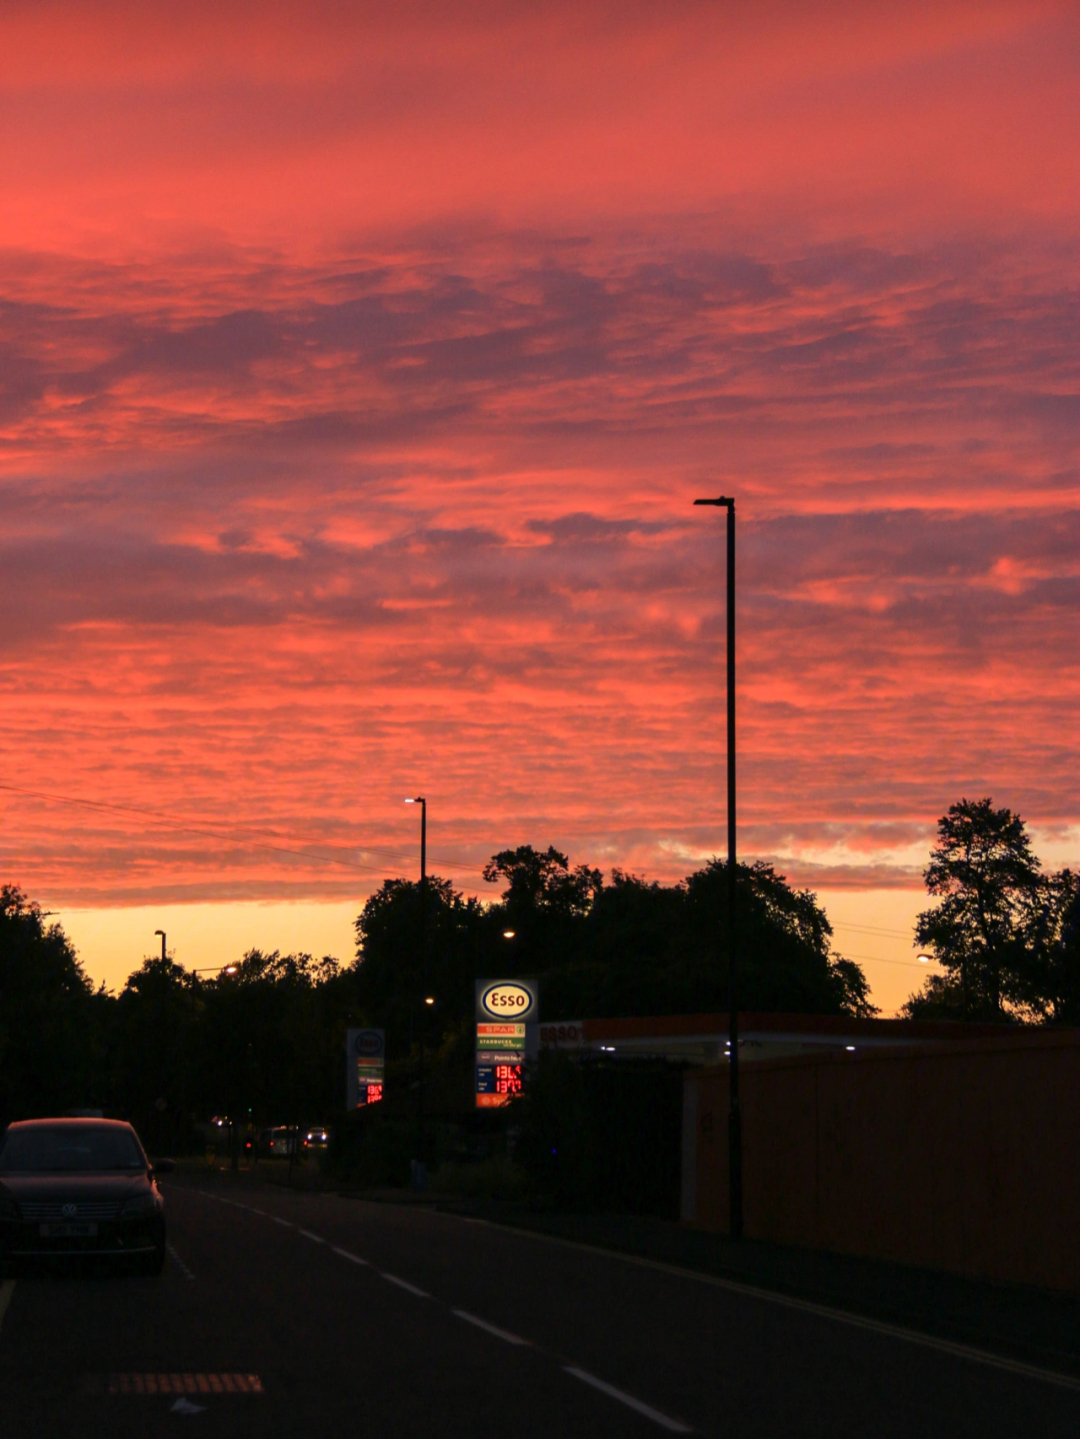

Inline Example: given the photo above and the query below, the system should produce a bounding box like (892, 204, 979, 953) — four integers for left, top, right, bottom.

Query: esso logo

(480, 983, 536, 1021)
(354, 1030, 383, 1057)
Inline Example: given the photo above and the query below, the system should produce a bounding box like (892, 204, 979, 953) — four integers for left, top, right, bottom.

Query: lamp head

(693, 496, 734, 508)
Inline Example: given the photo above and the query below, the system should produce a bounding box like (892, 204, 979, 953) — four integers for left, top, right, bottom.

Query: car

(260, 1126, 298, 1157)
(302, 1127, 328, 1151)
(0, 1118, 174, 1276)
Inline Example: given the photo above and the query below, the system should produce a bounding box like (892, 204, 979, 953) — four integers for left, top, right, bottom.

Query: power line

(832, 921, 915, 939)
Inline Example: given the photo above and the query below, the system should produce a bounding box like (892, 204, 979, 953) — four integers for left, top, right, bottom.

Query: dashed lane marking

(167, 1244, 196, 1281)
(565, 1367, 692, 1433)
(452, 1310, 528, 1345)
(0, 1280, 15, 1335)
(184, 1188, 694, 1429)
(441, 1213, 1080, 1394)
(332, 1247, 368, 1265)
(382, 1273, 429, 1298)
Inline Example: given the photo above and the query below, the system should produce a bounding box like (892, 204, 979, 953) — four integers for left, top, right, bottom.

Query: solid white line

(381, 1273, 429, 1298)
(441, 1218, 1080, 1394)
(271, 1217, 292, 1228)
(452, 1310, 528, 1345)
(249, 1208, 266, 1217)
(297, 1229, 325, 1244)
(0, 1280, 15, 1334)
(332, 1248, 368, 1265)
(564, 1367, 692, 1433)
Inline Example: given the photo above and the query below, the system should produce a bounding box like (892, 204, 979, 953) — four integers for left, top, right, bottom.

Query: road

(0, 1170, 1077, 1437)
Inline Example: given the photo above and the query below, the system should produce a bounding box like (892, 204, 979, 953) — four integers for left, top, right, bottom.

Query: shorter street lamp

(154, 929, 166, 962)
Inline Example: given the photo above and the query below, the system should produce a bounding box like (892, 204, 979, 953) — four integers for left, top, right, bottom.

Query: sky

(1, 0, 1077, 1011)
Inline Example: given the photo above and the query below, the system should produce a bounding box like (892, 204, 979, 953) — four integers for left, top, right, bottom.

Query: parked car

(302, 1127, 329, 1151)
(0, 1118, 173, 1275)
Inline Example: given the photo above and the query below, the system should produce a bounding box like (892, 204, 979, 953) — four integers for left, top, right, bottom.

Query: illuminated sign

(476, 979, 538, 1022)
(475, 981, 537, 1107)
(346, 1028, 385, 1108)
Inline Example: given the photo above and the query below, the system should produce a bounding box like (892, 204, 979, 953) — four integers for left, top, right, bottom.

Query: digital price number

(494, 1063, 523, 1096)
(365, 1083, 383, 1104)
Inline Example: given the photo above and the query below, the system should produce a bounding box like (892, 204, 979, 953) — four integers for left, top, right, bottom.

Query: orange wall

(686, 1031, 1080, 1293)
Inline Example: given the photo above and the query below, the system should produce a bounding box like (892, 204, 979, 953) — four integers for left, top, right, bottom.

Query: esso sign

(354, 1029, 384, 1057)
(479, 982, 536, 1021)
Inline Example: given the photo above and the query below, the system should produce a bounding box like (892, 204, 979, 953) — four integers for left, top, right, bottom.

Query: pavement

(0, 1166, 1078, 1437)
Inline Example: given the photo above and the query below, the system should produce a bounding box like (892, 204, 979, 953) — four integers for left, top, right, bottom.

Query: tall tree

(905, 798, 1043, 1020)
(0, 884, 108, 1122)
(1014, 868, 1080, 1024)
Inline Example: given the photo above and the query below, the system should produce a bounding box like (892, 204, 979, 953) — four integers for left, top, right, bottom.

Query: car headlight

(0, 1194, 19, 1221)
(119, 1193, 160, 1219)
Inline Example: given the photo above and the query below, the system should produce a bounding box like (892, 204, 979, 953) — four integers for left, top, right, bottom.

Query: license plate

(39, 1222, 97, 1237)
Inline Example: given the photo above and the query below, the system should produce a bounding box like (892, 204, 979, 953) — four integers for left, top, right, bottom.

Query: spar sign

(474, 979, 538, 1108)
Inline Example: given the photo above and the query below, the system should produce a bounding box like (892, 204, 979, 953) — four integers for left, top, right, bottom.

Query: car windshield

(0, 1126, 146, 1173)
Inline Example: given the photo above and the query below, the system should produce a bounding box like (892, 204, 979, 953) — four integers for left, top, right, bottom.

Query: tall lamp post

(693, 494, 743, 1239)
(405, 796, 427, 1170)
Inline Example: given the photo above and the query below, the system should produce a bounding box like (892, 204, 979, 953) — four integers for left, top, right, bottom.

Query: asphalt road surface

(1, 1171, 1078, 1437)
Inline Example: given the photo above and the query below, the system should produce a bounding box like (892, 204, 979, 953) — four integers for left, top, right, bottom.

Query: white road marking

(447, 1218, 1080, 1394)
(271, 1217, 292, 1228)
(297, 1229, 325, 1244)
(167, 1244, 196, 1281)
(452, 1310, 528, 1345)
(0, 1280, 15, 1334)
(248, 1208, 266, 1217)
(564, 1367, 692, 1433)
(332, 1247, 368, 1265)
(170, 1396, 206, 1414)
(381, 1273, 429, 1298)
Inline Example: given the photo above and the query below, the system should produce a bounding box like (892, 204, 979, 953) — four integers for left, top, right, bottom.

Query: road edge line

(436, 1216, 1080, 1392)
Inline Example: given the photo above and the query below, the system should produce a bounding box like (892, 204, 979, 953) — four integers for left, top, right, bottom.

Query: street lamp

(154, 929, 166, 963)
(693, 493, 743, 1240)
(405, 797, 428, 1166)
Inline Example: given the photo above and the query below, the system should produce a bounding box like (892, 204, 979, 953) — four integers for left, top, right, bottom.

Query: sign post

(346, 1028, 385, 1108)
(474, 980, 538, 1108)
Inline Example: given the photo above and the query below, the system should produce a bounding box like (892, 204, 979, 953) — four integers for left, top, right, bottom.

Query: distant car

(260, 1126, 298, 1157)
(302, 1127, 328, 1151)
(0, 1118, 172, 1276)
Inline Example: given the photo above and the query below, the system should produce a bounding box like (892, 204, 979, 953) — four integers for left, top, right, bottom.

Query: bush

(514, 1052, 685, 1216)
(429, 1156, 527, 1201)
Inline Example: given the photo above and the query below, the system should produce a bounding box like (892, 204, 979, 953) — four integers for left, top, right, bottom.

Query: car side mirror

(152, 1158, 176, 1175)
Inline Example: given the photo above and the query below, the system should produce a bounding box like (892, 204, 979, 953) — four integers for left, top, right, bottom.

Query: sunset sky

(1, 0, 1077, 1010)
